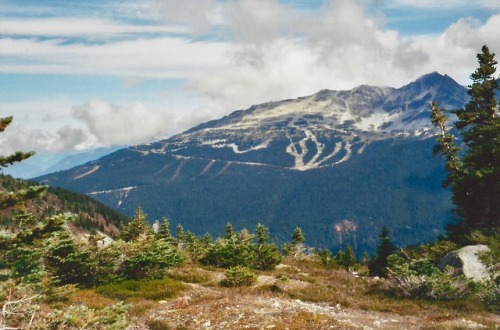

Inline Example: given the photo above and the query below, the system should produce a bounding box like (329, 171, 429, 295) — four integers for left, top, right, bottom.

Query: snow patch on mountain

(201, 138, 272, 154)
(88, 186, 136, 208)
(139, 72, 468, 172)
(74, 165, 100, 179)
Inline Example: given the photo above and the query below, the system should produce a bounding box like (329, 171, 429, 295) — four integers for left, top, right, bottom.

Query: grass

(274, 257, 494, 320)
(68, 289, 118, 309)
(96, 277, 187, 301)
(167, 265, 212, 284)
(62, 258, 496, 328)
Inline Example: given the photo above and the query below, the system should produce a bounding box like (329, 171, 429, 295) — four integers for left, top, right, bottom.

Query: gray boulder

(438, 245, 491, 281)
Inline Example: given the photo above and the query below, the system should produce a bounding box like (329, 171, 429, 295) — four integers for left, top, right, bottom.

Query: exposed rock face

(438, 245, 491, 281)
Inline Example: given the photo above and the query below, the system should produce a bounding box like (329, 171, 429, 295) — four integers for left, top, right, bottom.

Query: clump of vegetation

(96, 278, 187, 300)
(220, 266, 257, 287)
(199, 222, 281, 271)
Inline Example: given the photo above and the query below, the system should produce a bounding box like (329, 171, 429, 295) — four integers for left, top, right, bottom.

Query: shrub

(220, 266, 257, 287)
(253, 243, 282, 271)
(117, 236, 183, 280)
(387, 255, 479, 300)
(202, 235, 255, 269)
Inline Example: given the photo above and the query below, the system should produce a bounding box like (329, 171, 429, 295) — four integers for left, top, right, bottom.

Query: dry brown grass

(68, 289, 118, 309)
(67, 261, 497, 329)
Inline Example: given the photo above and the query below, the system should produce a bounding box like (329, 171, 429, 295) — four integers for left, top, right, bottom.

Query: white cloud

(0, 36, 232, 78)
(182, 1, 500, 110)
(386, 0, 500, 9)
(0, 17, 186, 38)
(72, 99, 175, 146)
(2, 0, 500, 157)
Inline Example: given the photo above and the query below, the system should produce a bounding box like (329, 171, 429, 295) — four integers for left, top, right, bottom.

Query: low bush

(220, 266, 257, 287)
(387, 254, 482, 300)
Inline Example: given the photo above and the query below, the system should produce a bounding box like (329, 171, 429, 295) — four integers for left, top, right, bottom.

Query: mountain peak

(401, 72, 463, 94)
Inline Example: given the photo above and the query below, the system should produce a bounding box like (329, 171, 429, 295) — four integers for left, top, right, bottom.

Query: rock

(438, 245, 491, 281)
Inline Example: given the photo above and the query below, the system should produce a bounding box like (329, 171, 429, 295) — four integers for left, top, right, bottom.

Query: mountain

(2, 147, 121, 179)
(36, 72, 469, 254)
(0, 174, 128, 237)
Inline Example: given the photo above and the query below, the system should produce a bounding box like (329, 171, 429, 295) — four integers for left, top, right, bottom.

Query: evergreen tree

(0, 117, 35, 167)
(0, 116, 47, 209)
(369, 226, 396, 277)
(120, 207, 152, 242)
(253, 224, 281, 270)
(156, 216, 175, 244)
(225, 222, 236, 239)
(255, 223, 270, 245)
(340, 246, 357, 272)
(431, 45, 500, 240)
(175, 224, 184, 247)
(291, 227, 305, 246)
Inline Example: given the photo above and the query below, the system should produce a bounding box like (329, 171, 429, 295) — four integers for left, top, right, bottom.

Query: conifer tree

(341, 246, 357, 272)
(225, 222, 236, 239)
(120, 207, 152, 242)
(291, 227, 305, 246)
(156, 216, 175, 244)
(369, 226, 396, 277)
(0, 116, 47, 209)
(253, 223, 281, 270)
(431, 45, 500, 240)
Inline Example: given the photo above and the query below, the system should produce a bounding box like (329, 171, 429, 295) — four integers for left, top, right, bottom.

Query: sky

(0, 0, 499, 162)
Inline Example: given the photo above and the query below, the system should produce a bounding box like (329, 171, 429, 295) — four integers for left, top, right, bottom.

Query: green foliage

(369, 226, 396, 277)
(0, 117, 35, 170)
(175, 224, 184, 244)
(0, 185, 48, 210)
(291, 227, 305, 245)
(200, 223, 281, 270)
(43, 302, 129, 329)
(431, 45, 500, 241)
(155, 216, 175, 244)
(44, 231, 95, 286)
(181, 230, 209, 263)
(397, 239, 458, 262)
(202, 233, 256, 269)
(253, 223, 282, 270)
(0, 117, 47, 211)
(317, 248, 335, 268)
(120, 207, 152, 242)
(96, 278, 186, 300)
(0, 279, 128, 329)
(387, 254, 482, 301)
(338, 246, 357, 272)
(220, 266, 257, 287)
(117, 235, 183, 280)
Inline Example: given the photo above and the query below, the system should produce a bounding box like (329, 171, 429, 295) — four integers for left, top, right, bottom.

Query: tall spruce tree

(431, 45, 500, 240)
(369, 226, 396, 277)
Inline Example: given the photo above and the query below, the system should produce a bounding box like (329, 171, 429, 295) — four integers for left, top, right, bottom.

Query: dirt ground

(127, 269, 499, 330)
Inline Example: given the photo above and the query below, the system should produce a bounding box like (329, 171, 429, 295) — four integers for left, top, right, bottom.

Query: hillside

(36, 72, 469, 254)
(0, 174, 128, 237)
